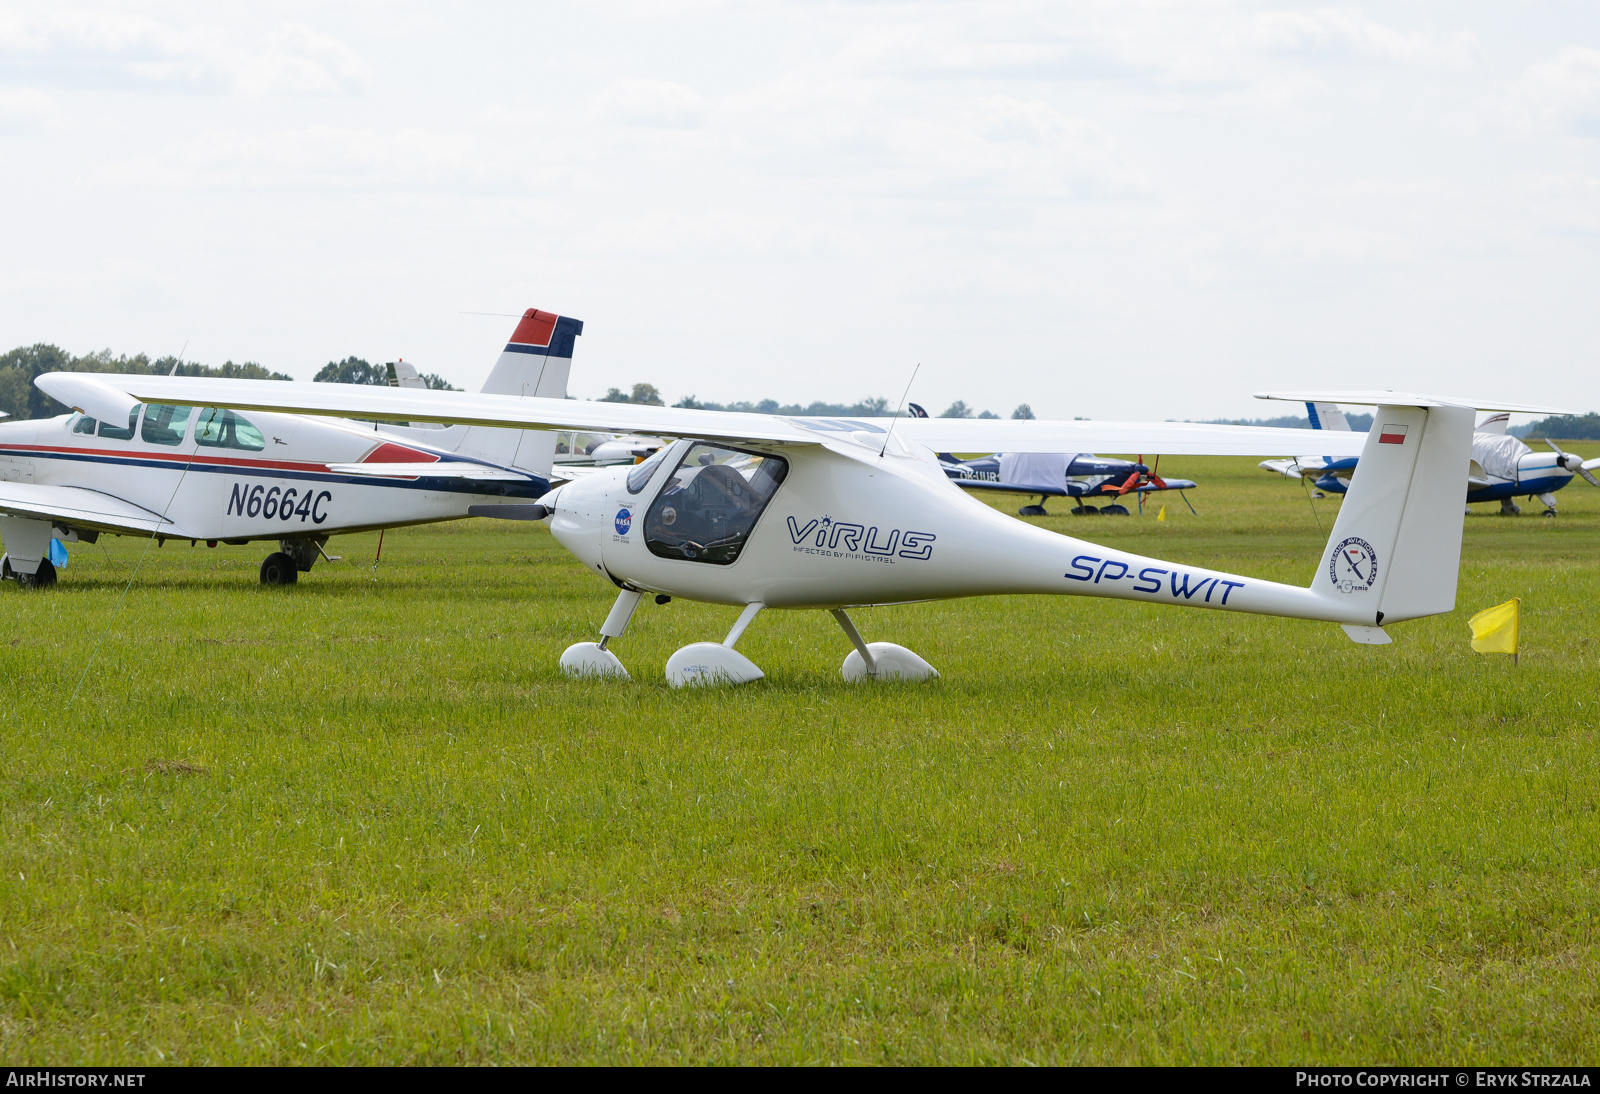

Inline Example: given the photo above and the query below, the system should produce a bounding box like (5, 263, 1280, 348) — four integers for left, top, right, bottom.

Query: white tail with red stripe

(427, 309, 584, 474)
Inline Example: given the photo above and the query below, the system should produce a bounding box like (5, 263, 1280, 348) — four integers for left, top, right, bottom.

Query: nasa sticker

(614, 508, 632, 536)
(1329, 536, 1378, 594)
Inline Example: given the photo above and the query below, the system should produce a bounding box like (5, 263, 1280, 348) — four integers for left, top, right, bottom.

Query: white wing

(45, 372, 1376, 457)
(0, 482, 191, 537)
(893, 418, 1367, 457)
(326, 462, 536, 480)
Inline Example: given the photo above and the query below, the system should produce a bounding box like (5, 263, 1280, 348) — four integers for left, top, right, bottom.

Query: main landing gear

(1498, 494, 1560, 518)
(559, 591, 940, 687)
(1, 557, 56, 589)
(259, 538, 329, 586)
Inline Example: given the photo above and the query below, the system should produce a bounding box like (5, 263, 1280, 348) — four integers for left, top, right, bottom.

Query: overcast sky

(2, 1, 1598, 420)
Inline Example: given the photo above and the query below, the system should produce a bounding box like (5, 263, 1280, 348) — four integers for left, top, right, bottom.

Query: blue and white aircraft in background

(939, 450, 1197, 516)
(1260, 399, 1599, 516)
(902, 404, 1198, 516)
(0, 308, 581, 588)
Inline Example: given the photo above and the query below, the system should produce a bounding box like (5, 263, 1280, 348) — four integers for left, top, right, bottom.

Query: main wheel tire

(260, 552, 299, 586)
(15, 559, 57, 590)
(1017, 504, 1048, 517)
(1071, 505, 1101, 516)
(1101, 503, 1130, 516)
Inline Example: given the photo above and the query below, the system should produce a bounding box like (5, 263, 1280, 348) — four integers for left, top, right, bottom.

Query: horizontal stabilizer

(1257, 390, 1570, 415)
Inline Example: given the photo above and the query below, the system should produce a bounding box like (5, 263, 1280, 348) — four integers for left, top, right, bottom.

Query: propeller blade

(1149, 475, 1168, 490)
(1115, 470, 1141, 496)
(1581, 468, 1600, 488)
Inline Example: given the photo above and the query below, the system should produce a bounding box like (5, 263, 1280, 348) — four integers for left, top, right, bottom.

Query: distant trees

(602, 383, 665, 405)
(313, 357, 457, 390)
(1012, 404, 1035, 419)
(0, 343, 291, 421)
(1516, 413, 1600, 440)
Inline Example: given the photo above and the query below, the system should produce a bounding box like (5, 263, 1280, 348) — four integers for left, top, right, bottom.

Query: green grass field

(3, 453, 1598, 1065)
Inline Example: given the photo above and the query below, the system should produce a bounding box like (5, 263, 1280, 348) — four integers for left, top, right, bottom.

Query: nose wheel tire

(260, 552, 299, 586)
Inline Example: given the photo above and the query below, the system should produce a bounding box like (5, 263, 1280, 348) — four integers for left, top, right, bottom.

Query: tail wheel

(14, 559, 57, 590)
(260, 552, 299, 586)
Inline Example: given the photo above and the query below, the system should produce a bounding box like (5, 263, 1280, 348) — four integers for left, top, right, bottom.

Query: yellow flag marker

(1468, 598, 1520, 664)
(1156, 505, 1167, 522)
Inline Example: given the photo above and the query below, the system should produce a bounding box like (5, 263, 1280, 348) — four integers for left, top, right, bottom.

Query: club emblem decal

(1329, 536, 1378, 594)
(615, 508, 632, 536)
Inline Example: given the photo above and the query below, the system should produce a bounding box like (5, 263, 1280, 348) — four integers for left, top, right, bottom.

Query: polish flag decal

(1378, 424, 1408, 445)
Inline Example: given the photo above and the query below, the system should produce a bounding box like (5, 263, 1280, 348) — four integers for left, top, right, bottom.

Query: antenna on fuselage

(879, 363, 920, 459)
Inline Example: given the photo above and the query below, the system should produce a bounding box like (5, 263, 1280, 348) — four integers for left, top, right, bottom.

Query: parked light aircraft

(38, 366, 1568, 685)
(0, 309, 580, 587)
(1260, 400, 1600, 516)
(939, 451, 1197, 516)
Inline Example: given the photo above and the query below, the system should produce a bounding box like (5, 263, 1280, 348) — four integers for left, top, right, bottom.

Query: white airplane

(39, 367, 1566, 685)
(0, 309, 581, 588)
(1261, 400, 1600, 516)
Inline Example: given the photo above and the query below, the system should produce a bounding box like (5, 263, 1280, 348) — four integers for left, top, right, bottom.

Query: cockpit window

(141, 405, 193, 446)
(97, 407, 139, 441)
(72, 415, 97, 435)
(643, 444, 788, 565)
(626, 445, 672, 494)
(195, 408, 265, 451)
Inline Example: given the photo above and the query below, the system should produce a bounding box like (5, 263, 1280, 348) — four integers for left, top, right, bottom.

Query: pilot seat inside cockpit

(644, 444, 787, 564)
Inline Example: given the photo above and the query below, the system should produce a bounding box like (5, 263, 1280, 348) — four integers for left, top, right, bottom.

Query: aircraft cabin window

(97, 407, 140, 441)
(626, 446, 672, 494)
(141, 405, 193, 446)
(195, 407, 266, 451)
(72, 415, 97, 435)
(643, 444, 788, 565)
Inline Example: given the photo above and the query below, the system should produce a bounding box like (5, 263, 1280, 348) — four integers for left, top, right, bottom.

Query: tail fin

(1475, 412, 1509, 435)
(453, 309, 584, 474)
(386, 360, 428, 389)
(481, 309, 583, 398)
(1312, 402, 1474, 626)
(1305, 401, 1351, 431)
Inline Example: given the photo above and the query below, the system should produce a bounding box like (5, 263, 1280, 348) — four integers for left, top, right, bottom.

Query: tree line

(0, 344, 455, 421)
(599, 383, 1036, 419)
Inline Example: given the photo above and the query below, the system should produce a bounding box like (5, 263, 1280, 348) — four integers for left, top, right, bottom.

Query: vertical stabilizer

(452, 309, 584, 474)
(1312, 403, 1473, 626)
(1475, 412, 1510, 435)
(1305, 401, 1351, 431)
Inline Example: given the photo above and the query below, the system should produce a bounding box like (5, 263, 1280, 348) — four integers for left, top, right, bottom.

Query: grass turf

(1, 452, 1597, 1064)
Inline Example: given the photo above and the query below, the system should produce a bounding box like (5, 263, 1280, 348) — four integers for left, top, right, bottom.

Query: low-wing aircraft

(0, 309, 581, 587)
(1260, 399, 1600, 516)
(939, 451, 1198, 516)
(47, 366, 1566, 686)
(903, 406, 1197, 515)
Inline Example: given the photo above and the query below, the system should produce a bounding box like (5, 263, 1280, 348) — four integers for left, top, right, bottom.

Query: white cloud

(101, 126, 485, 190)
(1249, 8, 1477, 67)
(1501, 46, 1600, 135)
(0, 6, 371, 96)
(0, 85, 59, 128)
(594, 78, 706, 128)
(886, 96, 1145, 199)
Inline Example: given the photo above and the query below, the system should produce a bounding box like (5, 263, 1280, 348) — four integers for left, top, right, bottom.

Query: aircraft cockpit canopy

(644, 443, 787, 565)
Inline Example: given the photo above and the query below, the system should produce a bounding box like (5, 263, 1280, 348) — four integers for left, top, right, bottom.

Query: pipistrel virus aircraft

(0, 310, 582, 588)
(31, 366, 1565, 686)
(1261, 397, 1599, 516)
